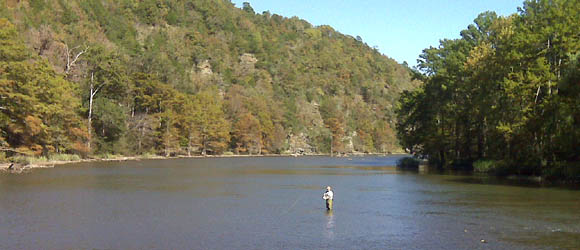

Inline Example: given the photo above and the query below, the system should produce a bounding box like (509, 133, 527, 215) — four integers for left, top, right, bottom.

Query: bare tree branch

(63, 43, 89, 75)
(534, 85, 541, 103)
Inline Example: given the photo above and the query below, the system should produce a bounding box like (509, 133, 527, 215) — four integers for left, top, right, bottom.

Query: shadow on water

(448, 175, 580, 190)
(231, 165, 398, 176)
(502, 231, 580, 249)
(451, 176, 544, 188)
(398, 167, 579, 190)
(319, 165, 397, 171)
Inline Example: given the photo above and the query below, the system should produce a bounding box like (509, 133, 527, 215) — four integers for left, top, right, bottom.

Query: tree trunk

(187, 135, 192, 157)
(477, 119, 484, 159)
(165, 121, 170, 157)
(439, 150, 445, 168)
(202, 134, 207, 156)
(87, 73, 95, 153)
(258, 137, 262, 155)
(86, 72, 104, 154)
(330, 134, 333, 157)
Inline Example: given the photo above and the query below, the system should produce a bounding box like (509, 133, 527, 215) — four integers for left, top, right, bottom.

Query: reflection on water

(324, 210, 335, 240)
(450, 175, 580, 190)
(0, 155, 578, 249)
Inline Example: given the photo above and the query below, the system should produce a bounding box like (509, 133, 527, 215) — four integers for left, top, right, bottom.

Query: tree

(233, 112, 261, 154)
(92, 97, 128, 152)
(242, 2, 255, 14)
(397, 1, 580, 178)
(84, 46, 128, 153)
(320, 97, 346, 155)
(0, 19, 87, 155)
(325, 117, 345, 155)
(191, 90, 230, 155)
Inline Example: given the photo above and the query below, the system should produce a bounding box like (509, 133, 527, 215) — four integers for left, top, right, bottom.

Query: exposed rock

(297, 99, 324, 129)
(344, 131, 357, 153)
(1, 163, 54, 174)
(5, 0, 19, 8)
(287, 133, 315, 154)
(197, 60, 213, 75)
(240, 53, 258, 73)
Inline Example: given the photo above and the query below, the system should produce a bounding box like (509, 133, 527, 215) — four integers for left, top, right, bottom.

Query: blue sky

(231, 0, 523, 67)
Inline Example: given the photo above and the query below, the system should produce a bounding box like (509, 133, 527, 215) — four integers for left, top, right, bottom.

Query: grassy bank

(1, 152, 401, 173)
(0, 153, 170, 173)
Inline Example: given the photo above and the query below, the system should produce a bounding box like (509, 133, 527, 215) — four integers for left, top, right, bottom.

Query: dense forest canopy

(395, 0, 579, 180)
(0, 0, 419, 158)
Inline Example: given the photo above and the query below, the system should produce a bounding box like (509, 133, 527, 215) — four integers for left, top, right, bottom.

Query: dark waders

(326, 199, 333, 210)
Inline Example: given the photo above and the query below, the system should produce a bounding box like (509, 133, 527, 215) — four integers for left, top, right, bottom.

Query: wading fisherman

(322, 186, 334, 210)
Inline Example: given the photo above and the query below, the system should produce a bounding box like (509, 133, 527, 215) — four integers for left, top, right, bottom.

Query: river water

(0, 156, 578, 249)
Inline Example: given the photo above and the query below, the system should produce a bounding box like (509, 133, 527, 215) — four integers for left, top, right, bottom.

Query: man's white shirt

(323, 190, 334, 200)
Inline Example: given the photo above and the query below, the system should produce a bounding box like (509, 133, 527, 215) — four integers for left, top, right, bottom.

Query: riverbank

(0, 152, 404, 174)
(0, 155, 162, 174)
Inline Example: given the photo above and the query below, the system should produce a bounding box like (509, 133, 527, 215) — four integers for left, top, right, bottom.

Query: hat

(326, 186, 332, 190)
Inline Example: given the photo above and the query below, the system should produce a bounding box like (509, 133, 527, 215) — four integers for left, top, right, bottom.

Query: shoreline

(0, 152, 407, 174)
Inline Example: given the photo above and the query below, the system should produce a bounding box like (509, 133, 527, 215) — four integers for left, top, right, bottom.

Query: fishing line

(281, 195, 302, 215)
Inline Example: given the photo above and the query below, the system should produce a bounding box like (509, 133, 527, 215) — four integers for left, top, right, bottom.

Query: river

(0, 156, 578, 249)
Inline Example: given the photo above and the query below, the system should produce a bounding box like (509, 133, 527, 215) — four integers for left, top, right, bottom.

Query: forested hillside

(0, 0, 418, 158)
(396, 0, 579, 180)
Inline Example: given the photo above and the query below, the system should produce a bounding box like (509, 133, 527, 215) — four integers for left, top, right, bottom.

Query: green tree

(0, 19, 86, 155)
(191, 90, 231, 155)
(242, 2, 255, 14)
(84, 46, 129, 153)
(397, 0, 579, 178)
